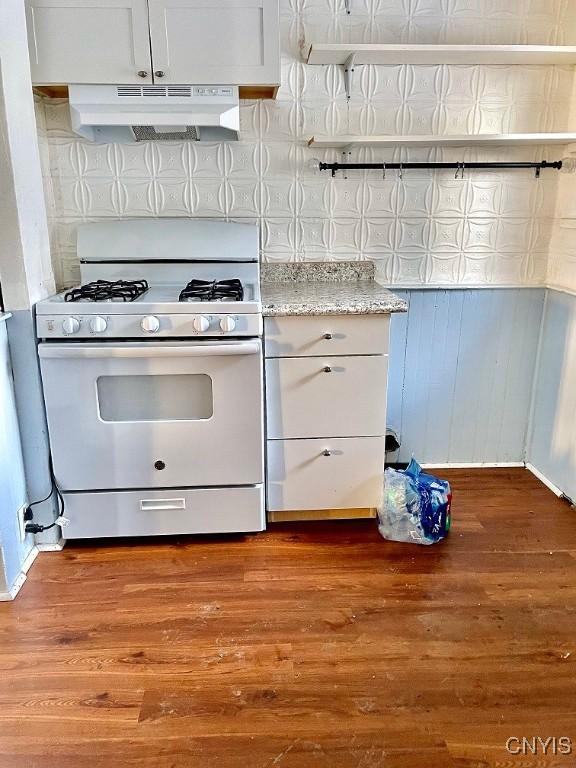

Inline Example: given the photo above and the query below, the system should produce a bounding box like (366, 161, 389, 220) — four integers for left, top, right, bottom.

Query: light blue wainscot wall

(0, 315, 35, 598)
(528, 289, 576, 503)
(387, 288, 546, 466)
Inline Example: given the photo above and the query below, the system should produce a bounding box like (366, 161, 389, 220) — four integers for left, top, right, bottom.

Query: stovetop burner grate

(64, 279, 149, 303)
(179, 279, 244, 302)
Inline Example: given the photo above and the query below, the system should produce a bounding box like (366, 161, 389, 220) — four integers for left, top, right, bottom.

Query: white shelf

(306, 43, 576, 66)
(308, 133, 576, 149)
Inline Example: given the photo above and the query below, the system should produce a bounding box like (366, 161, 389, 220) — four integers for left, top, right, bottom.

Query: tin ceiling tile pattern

(36, 0, 575, 290)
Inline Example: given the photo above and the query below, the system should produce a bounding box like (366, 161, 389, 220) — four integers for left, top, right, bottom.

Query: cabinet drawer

(266, 355, 388, 439)
(267, 437, 384, 511)
(62, 486, 265, 539)
(264, 315, 390, 358)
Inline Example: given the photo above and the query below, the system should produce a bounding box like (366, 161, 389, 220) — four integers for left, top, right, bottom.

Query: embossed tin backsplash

(35, 0, 576, 291)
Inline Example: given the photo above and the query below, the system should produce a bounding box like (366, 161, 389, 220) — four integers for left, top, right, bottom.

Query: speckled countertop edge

(260, 263, 408, 317)
(260, 261, 376, 283)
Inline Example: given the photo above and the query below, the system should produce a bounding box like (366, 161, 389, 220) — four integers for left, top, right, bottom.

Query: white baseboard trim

(0, 545, 39, 602)
(420, 462, 525, 469)
(36, 538, 65, 552)
(525, 463, 564, 497)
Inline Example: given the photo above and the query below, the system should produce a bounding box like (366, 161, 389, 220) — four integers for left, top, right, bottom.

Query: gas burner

(64, 279, 149, 303)
(179, 279, 244, 302)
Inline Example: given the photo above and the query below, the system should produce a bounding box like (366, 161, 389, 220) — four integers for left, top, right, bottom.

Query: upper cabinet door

(26, 0, 152, 84)
(147, 0, 280, 85)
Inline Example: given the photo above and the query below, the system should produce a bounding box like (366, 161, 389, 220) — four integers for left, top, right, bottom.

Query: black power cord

(24, 453, 65, 534)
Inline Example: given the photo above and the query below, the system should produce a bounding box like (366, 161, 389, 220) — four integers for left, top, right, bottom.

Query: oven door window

(97, 374, 213, 422)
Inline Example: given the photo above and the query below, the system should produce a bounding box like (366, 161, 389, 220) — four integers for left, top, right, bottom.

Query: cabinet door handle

(323, 333, 332, 339)
(322, 449, 331, 457)
(154, 70, 165, 78)
(137, 70, 148, 78)
(323, 366, 332, 373)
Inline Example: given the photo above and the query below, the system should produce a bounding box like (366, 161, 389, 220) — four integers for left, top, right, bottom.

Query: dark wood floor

(1, 469, 575, 768)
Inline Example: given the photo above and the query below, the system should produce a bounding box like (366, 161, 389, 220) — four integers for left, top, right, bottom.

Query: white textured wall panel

(529, 289, 576, 501)
(34, 0, 575, 289)
(0, 321, 30, 593)
(388, 288, 545, 464)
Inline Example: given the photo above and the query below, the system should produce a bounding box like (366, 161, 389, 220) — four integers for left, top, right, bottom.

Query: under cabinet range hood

(68, 85, 240, 142)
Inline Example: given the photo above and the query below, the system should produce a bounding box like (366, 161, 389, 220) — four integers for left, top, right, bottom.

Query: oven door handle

(38, 341, 262, 359)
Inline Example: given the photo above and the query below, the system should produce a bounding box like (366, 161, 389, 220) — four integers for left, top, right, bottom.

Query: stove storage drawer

(264, 315, 390, 358)
(265, 354, 388, 439)
(267, 437, 385, 511)
(61, 485, 265, 539)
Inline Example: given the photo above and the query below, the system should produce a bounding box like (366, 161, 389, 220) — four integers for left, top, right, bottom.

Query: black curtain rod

(319, 160, 563, 177)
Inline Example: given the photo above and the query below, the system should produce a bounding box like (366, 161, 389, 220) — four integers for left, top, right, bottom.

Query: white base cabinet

(267, 437, 385, 512)
(264, 314, 390, 514)
(265, 355, 388, 439)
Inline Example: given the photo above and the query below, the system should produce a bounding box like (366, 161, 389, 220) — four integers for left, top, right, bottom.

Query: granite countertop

(260, 262, 408, 317)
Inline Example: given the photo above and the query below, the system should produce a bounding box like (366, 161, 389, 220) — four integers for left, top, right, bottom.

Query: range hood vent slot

(116, 86, 194, 98)
(117, 86, 143, 97)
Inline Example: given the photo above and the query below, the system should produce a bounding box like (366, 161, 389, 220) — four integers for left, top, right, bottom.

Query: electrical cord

(24, 453, 65, 534)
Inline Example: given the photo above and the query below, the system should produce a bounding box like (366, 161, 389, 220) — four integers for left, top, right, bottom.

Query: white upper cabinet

(148, 0, 280, 85)
(26, 0, 152, 84)
(25, 0, 280, 87)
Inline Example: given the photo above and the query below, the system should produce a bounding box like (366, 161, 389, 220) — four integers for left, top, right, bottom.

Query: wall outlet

(17, 505, 28, 543)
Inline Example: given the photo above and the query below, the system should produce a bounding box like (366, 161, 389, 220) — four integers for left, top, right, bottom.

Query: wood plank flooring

(1, 469, 576, 767)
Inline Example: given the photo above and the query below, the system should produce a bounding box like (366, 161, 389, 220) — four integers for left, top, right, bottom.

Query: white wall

(0, 1, 54, 308)
(36, 0, 574, 289)
(529, 291, 576, 501)
(547, 73, 576, 297)
(0, 0, 59, 578)
(526, 63, 576, 500)
(0, 318, 29, 596)
(389, 288, 545, 465)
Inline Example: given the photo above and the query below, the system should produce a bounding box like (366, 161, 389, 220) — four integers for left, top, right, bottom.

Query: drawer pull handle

(323, 366, 332, 373)
(323, 333, 332, 340)
(322, 449, 331, 457)
(139, 498, 186, 511)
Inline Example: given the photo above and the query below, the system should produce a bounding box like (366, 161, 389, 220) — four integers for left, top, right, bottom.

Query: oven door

(39, 340, 264, 491)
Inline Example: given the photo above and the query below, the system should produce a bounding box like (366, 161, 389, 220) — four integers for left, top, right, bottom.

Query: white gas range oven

(36, 219, 265, 539)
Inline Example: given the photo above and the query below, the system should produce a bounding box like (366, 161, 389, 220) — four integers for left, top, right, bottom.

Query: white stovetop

(37, 284, 261, 316)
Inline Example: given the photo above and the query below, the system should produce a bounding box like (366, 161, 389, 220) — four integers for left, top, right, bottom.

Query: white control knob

(193, 315, 210, 333)
(90, 316, 107, 334)
(141, 315, 160, 333)
(62, 317, 80, 335)
(220, 316, 236, 333)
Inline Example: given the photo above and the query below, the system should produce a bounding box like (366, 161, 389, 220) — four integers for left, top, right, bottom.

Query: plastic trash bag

(378, 458, 451, 545)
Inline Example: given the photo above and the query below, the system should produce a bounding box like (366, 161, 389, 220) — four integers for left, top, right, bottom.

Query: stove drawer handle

(39, 341, 261, 359)
(139, 498, 186, 511)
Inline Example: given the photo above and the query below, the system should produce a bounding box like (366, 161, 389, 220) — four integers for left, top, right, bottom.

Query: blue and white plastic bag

(378, 458, 451, 545)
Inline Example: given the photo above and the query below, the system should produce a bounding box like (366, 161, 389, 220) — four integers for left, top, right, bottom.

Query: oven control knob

(193, 315, 210, 333)
(141, 315, 160, 333)
(220, 316, 236, 333)
(62, 317, 80, 335)
(90, 316, 108, 334)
